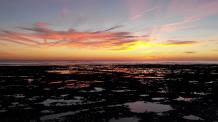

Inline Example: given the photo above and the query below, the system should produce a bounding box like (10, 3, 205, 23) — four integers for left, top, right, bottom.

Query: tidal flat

(0, 64, 218, 121)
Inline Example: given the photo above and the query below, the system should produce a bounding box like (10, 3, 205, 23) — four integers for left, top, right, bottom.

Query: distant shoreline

(0, 60, 218, 66)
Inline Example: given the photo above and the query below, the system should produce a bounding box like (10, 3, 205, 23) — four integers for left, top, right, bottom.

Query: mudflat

(0, 64, 217, 121)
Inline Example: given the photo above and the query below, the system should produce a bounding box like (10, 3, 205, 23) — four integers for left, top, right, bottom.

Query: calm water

(0, 64, 218, 121)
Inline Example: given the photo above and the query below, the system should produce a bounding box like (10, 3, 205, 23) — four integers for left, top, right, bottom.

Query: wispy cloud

(98, 25, 123, 32)
(0, 22, 201, 51)
(34, 22, 49, 29)
(130, 7, 159, 20)
(0, 23, 150, 50)
(148, 17, 200, 37)
(0, 30, 41, 46)
(125, 0, 151, 20)
(140, 0, 218, 39)
(164, 40, 199, 45)
(184, 51, 195, 54)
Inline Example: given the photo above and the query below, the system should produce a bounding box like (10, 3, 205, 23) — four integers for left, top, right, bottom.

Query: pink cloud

(124, 0, 152, 20)
(34, 22, 49, 29)
(0, 23, 150, 49)
(130, 7, 159, 21)
(147, 16, 200, 38)
(0, 22, 199, 50)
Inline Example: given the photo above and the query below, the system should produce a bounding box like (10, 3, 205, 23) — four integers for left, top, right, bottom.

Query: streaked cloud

(165, 40, 199, 45)
(0, 22, 200, 50)
(0, 23, 150, 50)
(130, 7, 159, 20)
(148, 17, 200, 38)
(184, 51, 195, 54)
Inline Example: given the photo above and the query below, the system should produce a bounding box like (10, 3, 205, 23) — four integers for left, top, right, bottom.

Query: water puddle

(125, 101, 173, 113)
(183, 115, 204, 120)
(109, 117, 139, 122)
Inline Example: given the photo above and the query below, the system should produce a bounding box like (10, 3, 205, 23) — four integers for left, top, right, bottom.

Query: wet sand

(0, 64, 218, 121)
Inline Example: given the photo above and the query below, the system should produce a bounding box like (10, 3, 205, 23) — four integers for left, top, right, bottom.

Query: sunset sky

(0, 0, 218, 61)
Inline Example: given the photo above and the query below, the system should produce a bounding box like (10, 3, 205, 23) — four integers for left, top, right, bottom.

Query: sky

(0, 0, 218, 61)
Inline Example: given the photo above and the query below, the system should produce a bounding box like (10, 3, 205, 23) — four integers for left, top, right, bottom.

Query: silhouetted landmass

(0, 64, 218, 121)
